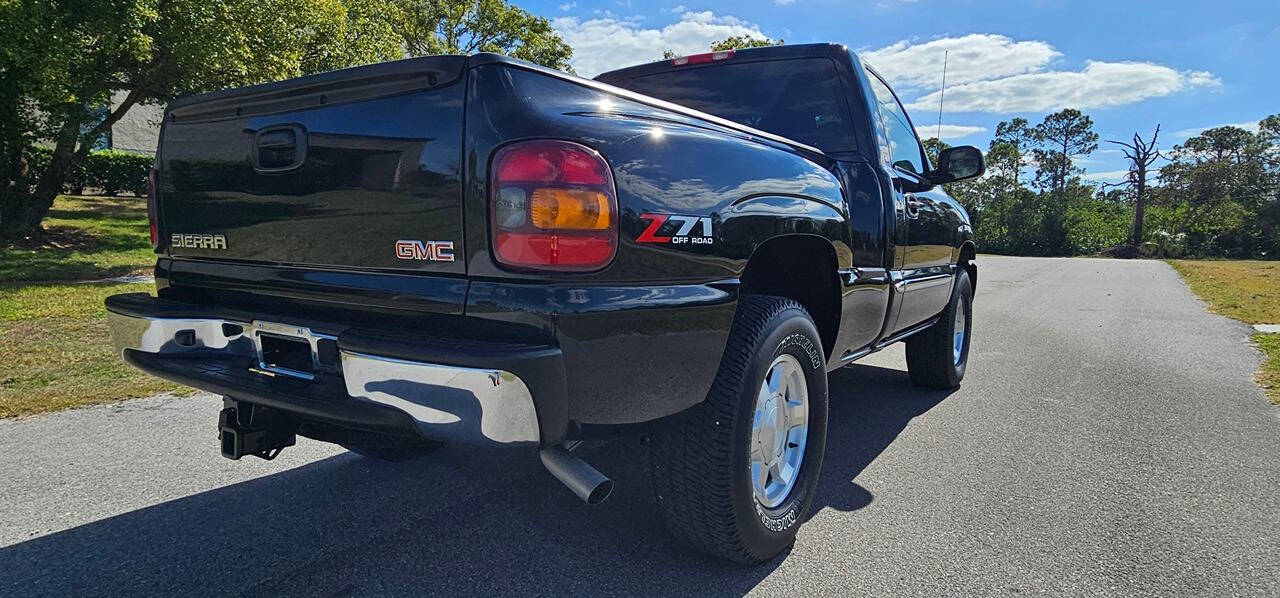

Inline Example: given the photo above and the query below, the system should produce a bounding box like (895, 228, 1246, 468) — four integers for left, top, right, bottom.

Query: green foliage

(83, 150, 152, 196)
(663, 34, 784, 59)
(1159, 122, 1279, 257)
(1, 0, 405, 239)
(1031, 109, 1098, 193)
(710, 35, 785, 51)
(390, 0, 574, 72)
(24, 147, 150, 196)
(1065, 196, 1129, 254)
(967, 111, 1279, 259)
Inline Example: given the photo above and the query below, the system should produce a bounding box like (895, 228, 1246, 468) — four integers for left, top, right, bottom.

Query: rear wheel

(649, 295, 829, 563)
(905, 269, 973, 389)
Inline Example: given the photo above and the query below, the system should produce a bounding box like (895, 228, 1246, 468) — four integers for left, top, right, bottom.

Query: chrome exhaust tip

(540, 445, 613, 505)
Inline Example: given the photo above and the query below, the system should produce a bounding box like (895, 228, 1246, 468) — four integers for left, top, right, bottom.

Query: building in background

(102, 91, 163, 155)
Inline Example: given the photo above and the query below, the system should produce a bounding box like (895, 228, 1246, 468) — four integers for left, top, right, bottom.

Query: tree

(1160, 122, 1277, 256)
(991, 118, 1034, 189)
(710, 35, 785, 51)
(1104, 125, 1163, 246)
(390, 0, 574, 72)
(662, 34, 784, 60)
(1028, 109, 1098, 253)
(1032, 109, 1098, 194)
(1, 0, 403, 241)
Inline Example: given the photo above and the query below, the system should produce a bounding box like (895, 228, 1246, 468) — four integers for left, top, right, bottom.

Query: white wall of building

(110, 91, 163, 155)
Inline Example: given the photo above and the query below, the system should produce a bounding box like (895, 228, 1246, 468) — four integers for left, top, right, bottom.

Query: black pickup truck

(107, 43, 983, 563)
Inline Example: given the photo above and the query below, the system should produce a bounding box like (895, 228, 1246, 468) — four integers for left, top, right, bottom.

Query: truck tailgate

(158, 56, 467, 274)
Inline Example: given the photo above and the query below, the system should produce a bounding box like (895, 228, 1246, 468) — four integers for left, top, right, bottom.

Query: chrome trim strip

(900, 272, 953, 291)
(839, 267, 890, 287)
(341, 351, 540, 445)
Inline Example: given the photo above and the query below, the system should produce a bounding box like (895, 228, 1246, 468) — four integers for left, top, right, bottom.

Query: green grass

(1169, 259, 1280, 405)
(1254, 334, 1280, 406)
(0, 196, 158, 282)
(1168, 260, 1280, 324)
(1, 196, 191, 418)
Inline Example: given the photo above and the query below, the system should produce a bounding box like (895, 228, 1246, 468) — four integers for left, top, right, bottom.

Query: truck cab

(598, 43, 980, 361)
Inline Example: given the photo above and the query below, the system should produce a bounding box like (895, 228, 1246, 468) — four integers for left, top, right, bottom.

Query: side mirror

(930, 145, 985, 185)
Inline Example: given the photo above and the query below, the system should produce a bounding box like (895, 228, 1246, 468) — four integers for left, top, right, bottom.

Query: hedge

(24, 146, 152, 197)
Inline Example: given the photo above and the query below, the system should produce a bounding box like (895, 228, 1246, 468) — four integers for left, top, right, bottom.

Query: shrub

(22, 146, 151, 196)
(83, 149, 152, 196)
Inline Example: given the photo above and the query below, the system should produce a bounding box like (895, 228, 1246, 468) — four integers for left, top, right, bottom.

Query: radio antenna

(936, 50, 948, 141)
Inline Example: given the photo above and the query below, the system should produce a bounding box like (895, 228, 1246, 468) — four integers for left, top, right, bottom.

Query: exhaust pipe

(540, 445, 613, 505)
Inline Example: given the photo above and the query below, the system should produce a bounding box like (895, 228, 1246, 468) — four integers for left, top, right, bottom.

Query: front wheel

(905, 269, 973, 389)
(649, 295, 829, 564)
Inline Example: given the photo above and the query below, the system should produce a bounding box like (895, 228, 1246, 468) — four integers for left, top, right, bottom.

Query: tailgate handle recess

(253, 125, 307, 173)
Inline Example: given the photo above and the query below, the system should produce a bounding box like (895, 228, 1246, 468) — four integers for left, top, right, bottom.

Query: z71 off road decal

(636, 213, 714, 245)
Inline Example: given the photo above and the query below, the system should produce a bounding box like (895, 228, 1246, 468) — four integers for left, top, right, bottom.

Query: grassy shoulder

(1, 196, 191, 418)
(1254, 333, 1280, 406)
(1169, 259, 1280, 404)
(1168, 260, 1280, 324)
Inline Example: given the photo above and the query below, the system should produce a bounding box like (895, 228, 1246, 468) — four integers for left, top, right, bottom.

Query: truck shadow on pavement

(1, 363, 952, 597)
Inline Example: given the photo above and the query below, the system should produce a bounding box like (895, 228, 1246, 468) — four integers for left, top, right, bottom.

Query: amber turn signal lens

(529, 188, 612, 230)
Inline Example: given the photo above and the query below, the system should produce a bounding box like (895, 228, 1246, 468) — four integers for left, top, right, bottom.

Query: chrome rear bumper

(106, 308, 541, 446)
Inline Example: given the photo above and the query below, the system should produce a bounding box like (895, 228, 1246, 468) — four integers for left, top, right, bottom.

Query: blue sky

(524, 0, 1278, 181)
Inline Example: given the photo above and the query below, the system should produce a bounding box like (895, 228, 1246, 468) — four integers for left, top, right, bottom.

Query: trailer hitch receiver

(218, 401, 297, 460)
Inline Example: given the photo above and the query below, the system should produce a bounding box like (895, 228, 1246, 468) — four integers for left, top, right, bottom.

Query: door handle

(904, 194, 921, 219)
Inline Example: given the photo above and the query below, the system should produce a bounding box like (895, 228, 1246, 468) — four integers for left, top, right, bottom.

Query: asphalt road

(3, 256, 1278, 597)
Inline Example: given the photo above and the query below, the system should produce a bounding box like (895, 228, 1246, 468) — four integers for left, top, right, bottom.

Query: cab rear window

(611, 58, 855, 153)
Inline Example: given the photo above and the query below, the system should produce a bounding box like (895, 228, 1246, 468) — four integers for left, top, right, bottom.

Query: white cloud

(1174, 119, 1263, 138)
(905, 61, 1221, 114)
(776, 0, 798, 5)
(1081, 169, 1133, 182)
(558, 2, 576, 11)
(553, 19, 1220, 117)
(554, 11, 767, 77)
(914, 124, 987, 141)
(861, 34, 1061, 89)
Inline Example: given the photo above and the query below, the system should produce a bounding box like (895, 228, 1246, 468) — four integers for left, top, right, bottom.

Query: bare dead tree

(1103, 125, 1163, 246)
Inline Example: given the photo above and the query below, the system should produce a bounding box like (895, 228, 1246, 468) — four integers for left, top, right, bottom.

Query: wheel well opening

(739, 236, 841, 360)
(957, 243, 977, 290)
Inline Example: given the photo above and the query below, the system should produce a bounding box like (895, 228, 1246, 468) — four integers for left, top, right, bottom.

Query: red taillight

(147, 168, 158, 247)
(490, 141, 617, 271)
(670, 49, 735, 66)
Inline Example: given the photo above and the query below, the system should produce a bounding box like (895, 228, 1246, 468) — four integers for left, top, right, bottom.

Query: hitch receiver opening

(218, 402, 297, 460)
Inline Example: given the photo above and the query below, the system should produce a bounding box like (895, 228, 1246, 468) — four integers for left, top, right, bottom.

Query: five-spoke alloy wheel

(750, 354, 809, 509)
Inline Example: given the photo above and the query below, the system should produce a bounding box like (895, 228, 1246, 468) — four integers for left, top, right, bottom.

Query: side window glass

(865, 70, 926, 176)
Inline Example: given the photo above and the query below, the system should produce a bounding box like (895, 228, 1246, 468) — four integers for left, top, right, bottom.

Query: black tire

(649, 295, 829, 564)
(905, 269, 973, 389)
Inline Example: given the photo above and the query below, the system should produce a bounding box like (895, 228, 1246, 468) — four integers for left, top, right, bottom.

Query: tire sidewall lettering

(753, 322, 824, 535)
(776, 331, 822, 371)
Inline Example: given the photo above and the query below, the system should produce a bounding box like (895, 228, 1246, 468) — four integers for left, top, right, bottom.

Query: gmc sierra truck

(107, 43, 983, 563)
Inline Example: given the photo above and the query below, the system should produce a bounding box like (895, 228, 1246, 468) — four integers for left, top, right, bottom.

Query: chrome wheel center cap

(759, 395, 785, 459)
